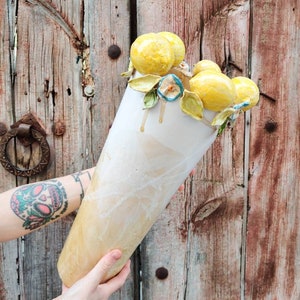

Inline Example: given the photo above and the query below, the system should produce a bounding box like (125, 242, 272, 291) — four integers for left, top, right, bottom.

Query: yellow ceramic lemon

(158, 32, 185, 67)
(130, 33, 175, 75)
(192, 60, 221, 76)
(232, 77, 259, 111)
(189, 70, 236, 111)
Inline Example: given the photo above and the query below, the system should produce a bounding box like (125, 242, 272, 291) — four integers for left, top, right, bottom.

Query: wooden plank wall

(247, 1, 300, 299)
(138, 1, 247, 299)
(0, 0, 299, 299)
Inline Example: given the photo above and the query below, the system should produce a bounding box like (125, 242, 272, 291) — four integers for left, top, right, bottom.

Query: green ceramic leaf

(217, 120, 228, 136)
(144, 90, 158, 109)
(211, 108, 235, 126)
(129, 75, 161, 93)
(180, 90, 204, 120)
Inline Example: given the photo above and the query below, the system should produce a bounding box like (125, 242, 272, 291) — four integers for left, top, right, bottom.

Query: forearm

(0, 168, 95, 242)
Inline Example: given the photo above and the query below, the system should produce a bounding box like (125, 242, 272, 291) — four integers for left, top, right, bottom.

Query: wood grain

(9, 0, 86, 298)
(246, 1, 300, 299)
(82, 1, 134, 299)
(0, 2, 24, 299)
(0, 0, 131, 298)
(137, 0, 248, 299)
(0, 0, 299, 299)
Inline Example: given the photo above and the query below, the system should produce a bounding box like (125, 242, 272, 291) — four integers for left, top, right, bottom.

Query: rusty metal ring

(0, 128, 50, 177)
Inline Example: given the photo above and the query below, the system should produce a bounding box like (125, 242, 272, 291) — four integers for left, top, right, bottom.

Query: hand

(55, 249, 130, 300)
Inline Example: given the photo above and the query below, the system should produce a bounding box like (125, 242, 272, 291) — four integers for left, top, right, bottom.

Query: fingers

(58, 251, 129, 300)
(85, 249, 122, 287)
(101, 260, 131, 296)
(61, 284, 68, 293)
(178, 184, 185, 192)
(190, 168, 196, 176)
(177, 168, 196, 193)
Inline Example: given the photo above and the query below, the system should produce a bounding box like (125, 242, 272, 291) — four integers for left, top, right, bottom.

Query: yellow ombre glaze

(130, 33, 175, 76)
(232, 77, 259, 111)
(158, 32, 186, 67)
(190, 70, 236, 111)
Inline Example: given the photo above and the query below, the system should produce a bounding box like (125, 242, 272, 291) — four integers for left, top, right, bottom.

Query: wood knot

(191, 197, 225, 223)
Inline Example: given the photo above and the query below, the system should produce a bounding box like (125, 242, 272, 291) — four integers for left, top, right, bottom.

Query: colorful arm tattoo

(10, 180, 68, 230)
(10, 170, 92, 231)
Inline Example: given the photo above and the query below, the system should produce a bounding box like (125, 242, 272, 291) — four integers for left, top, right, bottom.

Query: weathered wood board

(0, 0, 132, 299)
(0, 0, 299, 299)
(137, 1, 247, 299)
(246, 1, 300, 299)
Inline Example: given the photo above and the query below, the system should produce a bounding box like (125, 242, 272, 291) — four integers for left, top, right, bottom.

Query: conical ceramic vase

(57, 81, 218, 287)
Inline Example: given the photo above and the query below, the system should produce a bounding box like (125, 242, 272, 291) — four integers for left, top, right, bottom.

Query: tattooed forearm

(8, 170, 92, 232)
(71, 170, 92, 202)
(10, 180, 68, 231)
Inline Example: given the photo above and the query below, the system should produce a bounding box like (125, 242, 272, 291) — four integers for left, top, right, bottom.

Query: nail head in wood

(264, 120, 278, 133)
(108, 44, 121, 59)
(52, 120, 66, 136)
(155, 267, 168, 280)
(84, 85, 95, 97)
